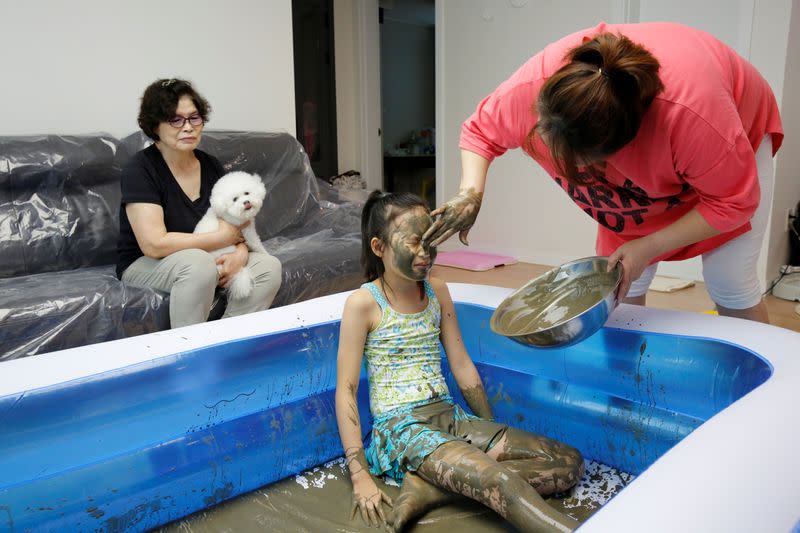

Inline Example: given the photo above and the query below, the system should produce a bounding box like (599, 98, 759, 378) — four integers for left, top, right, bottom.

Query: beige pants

(122, 249, 282, 328)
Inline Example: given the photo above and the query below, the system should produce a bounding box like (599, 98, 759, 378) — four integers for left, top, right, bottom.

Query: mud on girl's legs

(387, 472, 459, 533)
(415, 440, 579, 533)
(486, 427, 585, 496)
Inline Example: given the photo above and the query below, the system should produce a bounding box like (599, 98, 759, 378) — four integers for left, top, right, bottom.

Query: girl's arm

(431, 277, 494, 420)
(335, 290, 392, 526)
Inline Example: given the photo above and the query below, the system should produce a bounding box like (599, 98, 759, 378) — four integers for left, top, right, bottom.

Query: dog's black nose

(243, 201, 252, 210)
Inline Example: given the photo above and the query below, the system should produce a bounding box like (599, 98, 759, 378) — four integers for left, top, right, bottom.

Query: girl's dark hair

(361, 190, 429, 282)
(137, 78, 211, 141)
(528, 32, 664, 185)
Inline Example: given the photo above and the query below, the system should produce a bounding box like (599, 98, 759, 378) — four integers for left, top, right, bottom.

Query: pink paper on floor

(434, 250, 518, 271)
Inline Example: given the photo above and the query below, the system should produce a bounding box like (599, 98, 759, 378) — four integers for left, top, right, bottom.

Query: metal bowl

(490, 256, 622, 348)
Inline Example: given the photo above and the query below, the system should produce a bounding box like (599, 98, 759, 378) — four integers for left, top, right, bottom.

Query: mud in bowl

(490, 256, 622, 348)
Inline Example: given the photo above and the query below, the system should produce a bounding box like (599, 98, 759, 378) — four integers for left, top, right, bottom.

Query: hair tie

(598, 67, 610, 79)
(161, 78, 177, 87)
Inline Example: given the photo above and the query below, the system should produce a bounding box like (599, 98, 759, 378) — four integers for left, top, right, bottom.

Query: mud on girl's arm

(431, 277, 494, 420)
(334, 290, 392, 526)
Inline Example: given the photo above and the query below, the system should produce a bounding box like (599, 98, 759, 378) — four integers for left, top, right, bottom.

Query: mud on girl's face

(385, 207, 437, 280)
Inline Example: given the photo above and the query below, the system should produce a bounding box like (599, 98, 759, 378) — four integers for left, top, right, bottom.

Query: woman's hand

(350, 474, 393, 528)
(607, 237, 659, 300)
(216, 218, 247, 247)
(216, 243, 249, 288)
(422, 187, 483, 247)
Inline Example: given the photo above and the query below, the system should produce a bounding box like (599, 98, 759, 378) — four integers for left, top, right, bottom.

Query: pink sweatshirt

(460, 22, 783, 262)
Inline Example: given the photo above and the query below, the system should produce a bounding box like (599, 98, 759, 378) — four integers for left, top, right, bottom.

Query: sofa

(0, 130, 367, 361)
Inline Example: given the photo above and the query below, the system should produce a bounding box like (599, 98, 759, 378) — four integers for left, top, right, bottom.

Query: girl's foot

(387, 472, 458, 532)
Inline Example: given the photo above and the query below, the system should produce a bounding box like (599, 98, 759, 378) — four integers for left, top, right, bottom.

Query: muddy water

(155, 459, 632, 532)
(493, 271, 617, 335)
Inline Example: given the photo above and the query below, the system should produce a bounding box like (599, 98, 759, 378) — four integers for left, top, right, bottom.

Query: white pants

(627, 135, 774, 310)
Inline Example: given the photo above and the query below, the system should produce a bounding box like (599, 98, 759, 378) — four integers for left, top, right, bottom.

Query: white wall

(436, 1, 622, 267)
(0, 0, 295, 138)
(436, 0, 796, 284)
(766, 2, 800, 281)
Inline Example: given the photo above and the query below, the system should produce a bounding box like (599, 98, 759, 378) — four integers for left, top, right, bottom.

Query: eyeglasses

(167, 114, 204, 128)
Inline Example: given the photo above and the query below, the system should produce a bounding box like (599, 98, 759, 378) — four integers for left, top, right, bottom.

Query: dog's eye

(233, 196, 238, 202)
(244, 192, 250, 195)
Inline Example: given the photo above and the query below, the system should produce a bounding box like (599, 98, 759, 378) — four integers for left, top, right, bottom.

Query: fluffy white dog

(194, 171, 268, 300)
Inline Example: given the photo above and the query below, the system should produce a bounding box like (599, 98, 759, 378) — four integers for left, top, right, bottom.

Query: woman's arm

(126, 203, 243, 258)
(216, 243, 250, 288)
(608, 208, 719, 298)
(423, 150, 489, 248)
(431, 278, 493, 420)
(335, 290, 392, 526)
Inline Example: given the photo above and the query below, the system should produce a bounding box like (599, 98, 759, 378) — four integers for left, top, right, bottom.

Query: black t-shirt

(116, 144, 225, 278)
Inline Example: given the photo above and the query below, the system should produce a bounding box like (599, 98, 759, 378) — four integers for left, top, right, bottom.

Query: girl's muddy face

(386, 208, 437, 280)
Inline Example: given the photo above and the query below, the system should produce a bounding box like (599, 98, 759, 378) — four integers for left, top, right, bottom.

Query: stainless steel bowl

(490, 256, 622, 348)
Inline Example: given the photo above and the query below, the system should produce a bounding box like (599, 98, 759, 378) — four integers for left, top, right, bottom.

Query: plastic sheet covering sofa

(0, 131, 366, 361)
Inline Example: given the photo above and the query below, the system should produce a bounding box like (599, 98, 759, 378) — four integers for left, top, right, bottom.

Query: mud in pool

(493, 270, 618, 335)
(155, 459, 633, 532)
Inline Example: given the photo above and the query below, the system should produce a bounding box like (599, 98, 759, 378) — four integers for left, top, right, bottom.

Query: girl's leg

(121, 249, 217, 328)
(413, 441, 579, 533)
(486, 427, 584, 495)
(222, 252, 282, 318)
(389, 471, 459, 532)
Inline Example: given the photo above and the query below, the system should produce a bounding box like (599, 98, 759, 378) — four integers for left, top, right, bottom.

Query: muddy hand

(350, 476, 393, 528)
(422, 188, 482, 248)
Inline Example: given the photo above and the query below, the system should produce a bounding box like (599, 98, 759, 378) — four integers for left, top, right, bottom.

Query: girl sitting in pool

(334, 190, 585, 532)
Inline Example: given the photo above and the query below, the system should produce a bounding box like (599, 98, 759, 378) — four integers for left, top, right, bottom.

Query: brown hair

(528, 32, 664, 185)
(137, 78, 211, 141)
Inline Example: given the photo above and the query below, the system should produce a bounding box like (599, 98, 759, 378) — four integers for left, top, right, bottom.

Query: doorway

(379, 0, 435, 209)
(292, 0, 339, 179)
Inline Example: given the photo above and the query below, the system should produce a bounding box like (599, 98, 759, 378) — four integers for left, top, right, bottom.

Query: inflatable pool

(1, 283, 798, 532)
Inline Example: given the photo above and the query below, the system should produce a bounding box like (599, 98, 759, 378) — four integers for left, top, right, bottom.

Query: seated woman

(116, 78, 281, 328)
(335, 191, 584, 532)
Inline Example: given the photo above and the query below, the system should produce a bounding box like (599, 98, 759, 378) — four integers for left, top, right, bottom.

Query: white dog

(194, 171, 268, 300)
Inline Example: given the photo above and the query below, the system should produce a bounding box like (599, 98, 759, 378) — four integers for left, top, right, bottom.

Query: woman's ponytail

(530, 32, 664, 186)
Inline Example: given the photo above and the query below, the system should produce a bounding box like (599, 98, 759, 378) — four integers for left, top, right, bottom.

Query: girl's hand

(216, 218, 247, 247)
(422, 188, 483, 247)
(216, 244, 249, 288)
(350, 475, 392, 527)
(607, 237, 659, 300)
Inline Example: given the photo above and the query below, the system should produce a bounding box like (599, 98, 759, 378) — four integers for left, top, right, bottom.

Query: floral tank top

(362, 280, 451, 417)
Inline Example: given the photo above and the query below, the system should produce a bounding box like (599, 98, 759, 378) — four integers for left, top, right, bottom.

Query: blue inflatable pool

(1, 284, 798, 532)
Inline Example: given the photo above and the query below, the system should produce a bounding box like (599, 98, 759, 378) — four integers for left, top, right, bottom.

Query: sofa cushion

(0, 266, 169, 361)
(0, 135, 123, 278)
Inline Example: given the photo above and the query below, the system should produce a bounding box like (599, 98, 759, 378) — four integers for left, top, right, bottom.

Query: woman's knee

(250, 253, 282, 292)
(702, 259, 762, 309)
(173, 249, 218, 289)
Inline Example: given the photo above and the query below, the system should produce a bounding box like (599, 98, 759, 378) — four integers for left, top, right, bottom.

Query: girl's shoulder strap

(422, 279, 436, 300)
(361, 281, 388, 310)
(422, 279, 439, 308)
